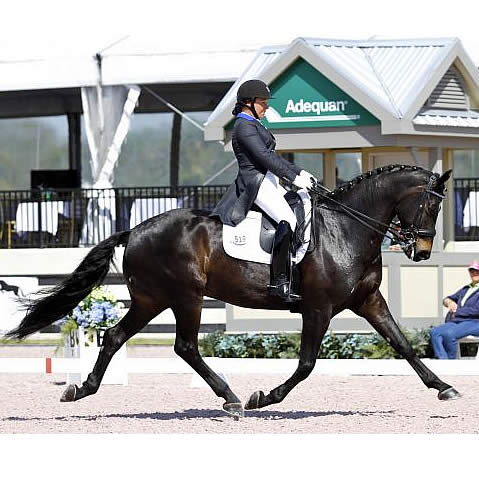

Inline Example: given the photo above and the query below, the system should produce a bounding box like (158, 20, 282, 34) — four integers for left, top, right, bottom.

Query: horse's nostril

(416, 250, 431, 261)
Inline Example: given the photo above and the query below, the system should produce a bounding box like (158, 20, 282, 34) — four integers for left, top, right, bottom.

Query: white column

(428, 148, 443, 252)
(323, 151, 336, 190)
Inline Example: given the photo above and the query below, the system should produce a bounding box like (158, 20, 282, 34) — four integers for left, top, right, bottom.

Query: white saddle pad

(222, 193, 312, 265)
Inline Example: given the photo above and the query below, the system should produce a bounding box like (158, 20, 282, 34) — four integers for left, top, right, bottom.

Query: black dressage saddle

(251, 190, 307, 254)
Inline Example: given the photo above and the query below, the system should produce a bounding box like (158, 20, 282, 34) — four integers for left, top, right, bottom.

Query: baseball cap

(468, 261, 479, 271)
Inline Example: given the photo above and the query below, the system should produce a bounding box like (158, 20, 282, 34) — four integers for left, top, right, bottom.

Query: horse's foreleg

(172, 302, 244, 419)
(245, 309, 331, 410)
(354, 290, 461, 400)
(60, 301, 160, 402)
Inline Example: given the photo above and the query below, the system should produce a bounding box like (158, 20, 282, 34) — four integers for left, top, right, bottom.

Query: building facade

(205, 37, 479, 332)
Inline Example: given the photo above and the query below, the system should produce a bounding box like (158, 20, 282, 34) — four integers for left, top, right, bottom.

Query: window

(0, 116, 68, 190)
(453, 150, 479, 178)
(292, 152, 324, 183)
(336, 152, 361, 183)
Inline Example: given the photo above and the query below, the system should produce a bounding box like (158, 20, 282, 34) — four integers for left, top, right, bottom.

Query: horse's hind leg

(61, 301, 161, 402)
(354, 289, 461, 400)
(172, 301, 244, 419)
(245, 308, 331, 410)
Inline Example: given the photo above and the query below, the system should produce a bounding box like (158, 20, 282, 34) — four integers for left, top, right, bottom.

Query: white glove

(293, 170, 317, 189)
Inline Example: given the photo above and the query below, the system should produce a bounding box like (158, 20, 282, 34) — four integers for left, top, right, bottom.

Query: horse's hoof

(438, 387, 462, 401)
(223, 402, 244, 420)
(60, 384, 77, 402)
(244, 390, 265, 410)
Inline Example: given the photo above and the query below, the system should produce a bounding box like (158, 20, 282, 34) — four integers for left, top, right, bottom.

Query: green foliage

(60, 317, 80, 337)
(198, 331, 224, 357)
(199, 328, 435, 359)
(0, 112, 236, 191)
(359, 334, 399, 359)
(403, 327, 434, 357)
(107, 112, 237, 188)
(360, 328, 434, 359)
(199, 332, 301, 359)
(319, 332, 365, 359)
(0, 338, 63, 345)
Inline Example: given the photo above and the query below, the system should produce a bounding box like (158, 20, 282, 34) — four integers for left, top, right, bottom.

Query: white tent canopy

(0, 36, 257, 190)
(0, 35, 257, 93)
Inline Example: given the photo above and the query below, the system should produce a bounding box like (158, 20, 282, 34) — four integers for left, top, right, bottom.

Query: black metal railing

(4, 178, 476, 248)
(0, 185, 228, 248)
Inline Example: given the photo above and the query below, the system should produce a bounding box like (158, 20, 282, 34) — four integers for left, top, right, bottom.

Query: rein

(308, 175, 445, 255)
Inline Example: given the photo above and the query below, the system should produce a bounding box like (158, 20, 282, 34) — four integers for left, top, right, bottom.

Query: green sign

(262, 58, 380, 129)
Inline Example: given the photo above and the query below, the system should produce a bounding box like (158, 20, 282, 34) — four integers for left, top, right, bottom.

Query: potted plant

(60, 286, 124, 347)
(60, 286, 127, 385)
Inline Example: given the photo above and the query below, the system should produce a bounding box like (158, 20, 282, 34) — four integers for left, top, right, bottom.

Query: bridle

(401, 175, 445, 235)
(308, 174, 446, 257)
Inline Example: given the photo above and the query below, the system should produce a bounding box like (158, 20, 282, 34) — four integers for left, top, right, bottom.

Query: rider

(210, 79, 317, 301)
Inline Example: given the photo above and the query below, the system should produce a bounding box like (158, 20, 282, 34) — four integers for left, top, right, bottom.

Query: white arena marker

(1, 357, 479, 376)
(0, 358, 46, 373)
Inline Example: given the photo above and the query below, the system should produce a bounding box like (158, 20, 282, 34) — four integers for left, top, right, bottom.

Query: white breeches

(254, 170, 298, 231)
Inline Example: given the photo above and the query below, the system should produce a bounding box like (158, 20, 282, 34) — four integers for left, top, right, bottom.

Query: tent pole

(67, 112, 82, 185)
(143, 86, 205, 132)
(170, 113, 182, 188)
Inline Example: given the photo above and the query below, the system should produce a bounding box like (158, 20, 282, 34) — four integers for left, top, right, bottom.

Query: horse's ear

(436, 169, 452, 186)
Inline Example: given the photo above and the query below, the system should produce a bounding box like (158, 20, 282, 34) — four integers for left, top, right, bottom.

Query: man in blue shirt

(431, 262, 479, 359)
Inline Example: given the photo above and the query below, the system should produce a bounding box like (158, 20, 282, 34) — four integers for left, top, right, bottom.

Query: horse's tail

(5, 230, 131, 340)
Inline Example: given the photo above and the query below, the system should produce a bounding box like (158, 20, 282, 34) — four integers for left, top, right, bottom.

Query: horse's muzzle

(413, 237, 433, 262)
(413, 249, 431, 262)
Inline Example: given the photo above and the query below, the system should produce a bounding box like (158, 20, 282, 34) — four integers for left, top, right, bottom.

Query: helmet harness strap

(237, 98, 260, 120)
(248, 97, 259, 119)
(235, 79, 271, 119)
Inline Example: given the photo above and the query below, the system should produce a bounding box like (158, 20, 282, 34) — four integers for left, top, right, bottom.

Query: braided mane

(322, 164, 438, 199)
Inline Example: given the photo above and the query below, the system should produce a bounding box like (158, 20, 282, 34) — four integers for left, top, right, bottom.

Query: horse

(5, 164, 460, 419)
(0, 279, 22, 297)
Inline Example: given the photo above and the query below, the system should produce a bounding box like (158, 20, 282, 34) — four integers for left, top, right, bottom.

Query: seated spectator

(431, 262, 479, 359)
(381, 235, 402, 251)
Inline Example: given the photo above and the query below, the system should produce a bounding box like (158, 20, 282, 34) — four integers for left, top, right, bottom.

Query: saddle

(254, 190, 306, 253)
(222, 190, 312, 265)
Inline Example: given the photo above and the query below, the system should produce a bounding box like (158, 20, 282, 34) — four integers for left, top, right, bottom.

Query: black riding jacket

(210, 115, 301, 226)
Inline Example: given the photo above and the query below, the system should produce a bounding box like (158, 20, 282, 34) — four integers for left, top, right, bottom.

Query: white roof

(414, 109, 479, 128)
(205, 37, 479, 138)
(0, 56, 99, 91)
(306, 38, 455, 118)
(101, 49, 257, 86)
(0, 35, 258, 92)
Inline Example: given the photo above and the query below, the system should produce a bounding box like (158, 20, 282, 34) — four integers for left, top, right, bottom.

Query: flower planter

(61, 286, 128, 386)
(64, 327, 128, 386)
(64, 327, 81, 386)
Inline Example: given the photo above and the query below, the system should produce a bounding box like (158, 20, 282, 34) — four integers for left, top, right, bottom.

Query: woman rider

(210, 79, 317, 302)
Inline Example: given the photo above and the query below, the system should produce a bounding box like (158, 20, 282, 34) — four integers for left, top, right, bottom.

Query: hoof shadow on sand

(1, 408, 397, 423)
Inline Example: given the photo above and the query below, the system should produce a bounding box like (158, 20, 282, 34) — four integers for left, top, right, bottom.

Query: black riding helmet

(234, 79, 272, 119)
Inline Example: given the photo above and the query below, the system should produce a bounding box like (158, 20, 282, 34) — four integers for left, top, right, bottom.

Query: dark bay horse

(6, 164, 460, 419)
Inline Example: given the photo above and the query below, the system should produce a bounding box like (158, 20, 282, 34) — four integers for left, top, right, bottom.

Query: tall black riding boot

(267, 221, 302, 302)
